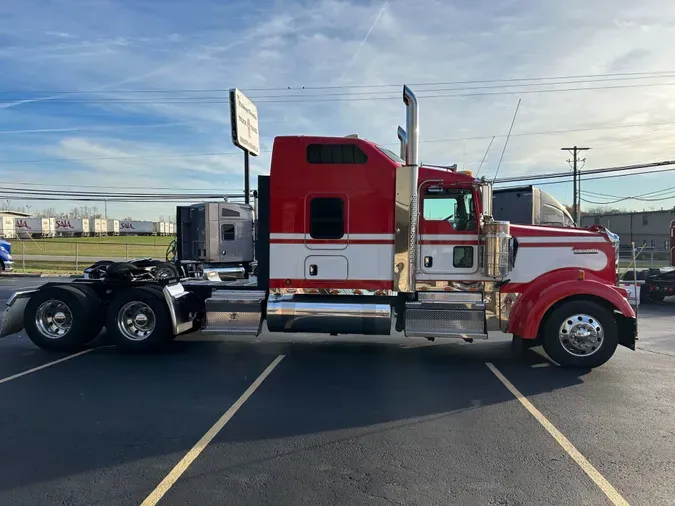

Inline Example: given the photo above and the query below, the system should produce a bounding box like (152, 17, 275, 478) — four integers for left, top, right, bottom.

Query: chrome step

(414, 291, 484, 311)
(404, 300, 487, 339)
(202, 289, 265, 336)
(418, 291, 483, 302)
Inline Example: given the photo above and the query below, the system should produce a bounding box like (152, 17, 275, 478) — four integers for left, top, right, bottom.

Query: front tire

(23, 285, 98, 352)
(542, 300, 618, 368)
(106, 287, 173, 353)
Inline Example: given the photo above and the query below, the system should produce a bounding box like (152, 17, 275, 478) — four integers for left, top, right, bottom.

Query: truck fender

(508, 279, 635, 339)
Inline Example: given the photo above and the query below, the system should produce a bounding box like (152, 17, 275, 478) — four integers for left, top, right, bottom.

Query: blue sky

(2, 0, 675, 220)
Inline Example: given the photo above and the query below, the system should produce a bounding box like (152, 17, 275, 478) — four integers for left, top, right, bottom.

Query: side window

(221, 224, 235, 241)
(307, 144, 368, 164)
(221, 208, 240, 217)
(310, 197, 344, 239)
(453, 246, 474, 268)
(423, 188, 476, 231)
(643, 214, 649, 225)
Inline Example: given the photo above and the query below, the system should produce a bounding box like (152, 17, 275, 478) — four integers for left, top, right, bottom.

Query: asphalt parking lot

(0, 277, 674, 505)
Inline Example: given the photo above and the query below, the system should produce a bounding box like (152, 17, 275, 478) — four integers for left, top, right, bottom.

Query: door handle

(424, 256, 433, 268)
(309, 264, 318, 276)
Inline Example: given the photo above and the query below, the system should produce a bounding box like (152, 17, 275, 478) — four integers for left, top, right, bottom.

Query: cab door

(418, 184, 480, 275)
(303, 193, 349, 282)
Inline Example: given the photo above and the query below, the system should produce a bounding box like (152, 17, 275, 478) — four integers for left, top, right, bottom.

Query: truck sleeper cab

(0, 86, 637, 368)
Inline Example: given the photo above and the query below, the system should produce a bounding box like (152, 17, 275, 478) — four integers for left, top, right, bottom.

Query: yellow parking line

(0, 349, 93, 385)
(140, 354, 285, 506)
(486, 362, 630, 506)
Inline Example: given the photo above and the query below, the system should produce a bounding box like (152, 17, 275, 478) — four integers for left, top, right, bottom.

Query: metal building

(580, 209, 675, 249)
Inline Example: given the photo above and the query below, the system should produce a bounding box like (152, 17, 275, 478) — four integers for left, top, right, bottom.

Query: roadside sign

(229, 88, 260, 156)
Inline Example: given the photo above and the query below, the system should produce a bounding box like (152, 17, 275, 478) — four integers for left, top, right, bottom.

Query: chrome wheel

(35, 300, 73, 339)
(156, 268, 172, 279)
(558, 313, 604, 357)
(117, 301, 156, 341)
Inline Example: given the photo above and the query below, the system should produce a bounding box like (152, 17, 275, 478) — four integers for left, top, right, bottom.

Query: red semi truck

(0, 86, 637, 368)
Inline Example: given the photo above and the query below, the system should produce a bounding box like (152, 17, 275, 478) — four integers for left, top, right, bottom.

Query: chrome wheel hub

(35, 300, 73, 339)
(559, 313, 604, 357)
(117, 301, 156, 341)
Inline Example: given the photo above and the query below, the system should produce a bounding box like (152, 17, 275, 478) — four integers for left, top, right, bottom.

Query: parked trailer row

(1, 218, 177, 238)
(118, 221, 174, 236)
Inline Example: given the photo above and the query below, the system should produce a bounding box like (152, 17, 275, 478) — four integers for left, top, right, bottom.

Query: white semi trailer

(106, 219, 120, 236)
(14, 218, 51, 238)
(55, 218, 90, 237)
(119, 221, 155, 235)
(0, 217, 16, 239)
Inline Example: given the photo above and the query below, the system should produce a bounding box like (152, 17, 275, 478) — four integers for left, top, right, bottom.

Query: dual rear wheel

(24, 285, 175, 353)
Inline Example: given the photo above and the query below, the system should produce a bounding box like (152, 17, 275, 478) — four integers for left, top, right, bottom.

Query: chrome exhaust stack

(393, 85, 420, 293)
(397, 126, 407, 161)
(403, 85, 419, 166)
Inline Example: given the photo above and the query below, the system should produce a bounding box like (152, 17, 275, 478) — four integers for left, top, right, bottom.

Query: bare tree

(34, 207, 57, 217)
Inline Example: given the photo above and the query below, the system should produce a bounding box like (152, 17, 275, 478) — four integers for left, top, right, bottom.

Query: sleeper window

(310, 197, 344, 239)
(221, 224, 235, 241)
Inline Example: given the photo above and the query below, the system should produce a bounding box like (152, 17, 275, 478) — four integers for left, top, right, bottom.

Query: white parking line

(486, 362, 630, 506)
(0, 349, 94, 385)
(140, 354, 285, 506)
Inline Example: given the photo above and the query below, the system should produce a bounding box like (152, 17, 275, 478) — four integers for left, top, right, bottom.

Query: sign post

(229, 88, 260, 204)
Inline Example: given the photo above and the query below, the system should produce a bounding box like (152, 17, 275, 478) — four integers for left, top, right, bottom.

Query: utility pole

(561, 146, 591, 224)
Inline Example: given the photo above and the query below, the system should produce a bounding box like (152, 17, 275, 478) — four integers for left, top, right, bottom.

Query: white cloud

(2, 0, 675, 218)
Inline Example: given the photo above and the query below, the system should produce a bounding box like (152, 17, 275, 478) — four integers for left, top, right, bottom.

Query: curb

(1, 273, 83, 278)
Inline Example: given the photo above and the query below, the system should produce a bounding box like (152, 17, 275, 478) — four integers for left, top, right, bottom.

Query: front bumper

(2, 260, 13, 272)
(617, 313, 638, 351)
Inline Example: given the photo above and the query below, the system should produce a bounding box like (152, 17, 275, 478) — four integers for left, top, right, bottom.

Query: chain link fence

(9, 237, 172, 274)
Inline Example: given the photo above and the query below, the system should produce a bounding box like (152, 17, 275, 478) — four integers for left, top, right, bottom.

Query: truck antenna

(475, 136, 495, 177)
(492, 98, 521, 185)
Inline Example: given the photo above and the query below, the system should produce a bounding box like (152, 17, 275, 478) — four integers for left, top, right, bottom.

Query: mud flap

(616, 312, 638, 351)
(0, 290, 37, 338)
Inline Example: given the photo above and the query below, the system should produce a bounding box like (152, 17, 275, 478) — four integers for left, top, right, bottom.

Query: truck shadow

(0, 337, 596, 500)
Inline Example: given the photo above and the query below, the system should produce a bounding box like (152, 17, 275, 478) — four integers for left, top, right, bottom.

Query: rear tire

(542, 300, 618, 368)
(106, 287, 173, 353)
(152, 262, 180, 279)
(23, 285, 96, 352)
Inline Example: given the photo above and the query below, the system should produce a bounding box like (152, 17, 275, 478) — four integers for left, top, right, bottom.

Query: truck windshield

(376, 145, 404, 164)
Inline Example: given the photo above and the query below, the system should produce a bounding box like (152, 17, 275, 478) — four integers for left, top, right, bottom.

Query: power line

(6, 74, 675, 101)
(4, 160, 674, 200)
(494, 160, 675, 184)
(497, 165, 675, 189)
(0, 195, 218, 202)
(5, 181, 239, 191)
(0, 151, 245, 165)
(5, 69, 675, 95)
(584, 185, 675, 199)
(6, 81, 675, 105)
(5, 120, 675, 165)
(0, 186, 231, 199)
